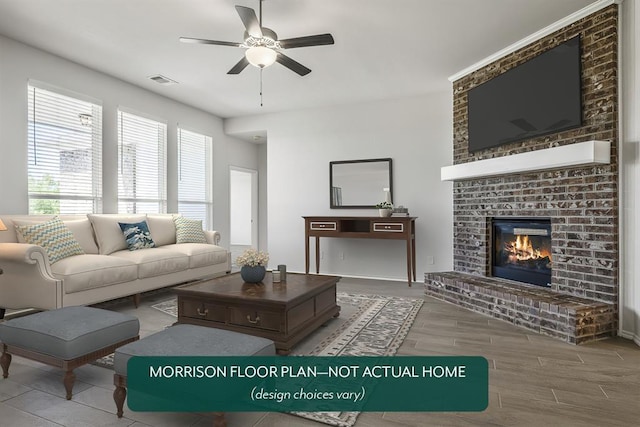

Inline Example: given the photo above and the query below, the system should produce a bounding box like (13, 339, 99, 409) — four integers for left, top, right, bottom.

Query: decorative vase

(378, 208, 392, 218)
(240, 265, 266, 283)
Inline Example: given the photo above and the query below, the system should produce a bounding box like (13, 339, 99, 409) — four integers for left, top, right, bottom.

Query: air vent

(148, 74, 178, 85)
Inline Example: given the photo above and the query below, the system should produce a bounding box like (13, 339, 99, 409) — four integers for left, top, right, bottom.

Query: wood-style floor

(0, 277, 638, 426)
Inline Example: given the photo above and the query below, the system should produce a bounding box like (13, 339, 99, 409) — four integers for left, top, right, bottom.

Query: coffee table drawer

(181, 299, 226, 323)
(229, 307, 282, 331)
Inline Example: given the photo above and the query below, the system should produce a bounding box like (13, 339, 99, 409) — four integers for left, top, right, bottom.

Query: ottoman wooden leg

(114, 374, 127, 418)
(0, 347, 11, 378)
(212, 412, 227, 427)
(63, 369, 76, 400)
(114, 386, 126, 418)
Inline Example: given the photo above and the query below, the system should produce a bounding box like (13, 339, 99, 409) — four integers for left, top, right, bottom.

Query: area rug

(95, 292, 423, 427)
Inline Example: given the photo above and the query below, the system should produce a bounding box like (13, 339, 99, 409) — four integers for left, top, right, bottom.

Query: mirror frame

(329, 158, 393, 209)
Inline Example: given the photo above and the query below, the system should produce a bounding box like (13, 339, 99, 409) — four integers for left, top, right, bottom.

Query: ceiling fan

(179, 1, 334, 76)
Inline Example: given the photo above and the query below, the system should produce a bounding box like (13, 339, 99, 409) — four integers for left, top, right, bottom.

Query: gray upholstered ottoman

(113, 323, 275, 426)
(0, 306, 139, 399)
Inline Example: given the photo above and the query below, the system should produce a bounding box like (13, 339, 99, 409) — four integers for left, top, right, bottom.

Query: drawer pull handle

(197, 307, 208, 316)
(246, 314, 261, 324)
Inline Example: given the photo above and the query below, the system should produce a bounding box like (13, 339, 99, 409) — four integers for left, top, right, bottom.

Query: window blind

(27, 85, 103, 214)
(178, 128, 212, 228)
(117, 110, 167, 214)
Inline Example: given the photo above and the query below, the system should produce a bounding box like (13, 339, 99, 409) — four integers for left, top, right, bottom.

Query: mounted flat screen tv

(467, 35, 582, 152)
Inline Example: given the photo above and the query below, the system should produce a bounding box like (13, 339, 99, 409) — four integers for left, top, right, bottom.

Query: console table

(303, 216, 417, 286)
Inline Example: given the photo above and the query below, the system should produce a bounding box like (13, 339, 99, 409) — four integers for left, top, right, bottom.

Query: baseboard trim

(618, 329, 640, 347)
(287, 270, 414, 285)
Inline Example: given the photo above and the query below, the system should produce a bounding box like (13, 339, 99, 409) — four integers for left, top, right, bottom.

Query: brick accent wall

(450, 5, 618, 304)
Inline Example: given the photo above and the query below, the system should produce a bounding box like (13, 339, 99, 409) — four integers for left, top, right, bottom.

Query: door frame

(229, 166, 258, 248)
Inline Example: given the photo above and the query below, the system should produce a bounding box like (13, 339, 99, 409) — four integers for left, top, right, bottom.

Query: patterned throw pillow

(174, 216, 207, 244)
(118, 221, 156, 251)
(15, 217, 85, 264)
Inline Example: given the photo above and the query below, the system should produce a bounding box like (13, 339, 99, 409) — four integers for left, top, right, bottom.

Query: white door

(229, 167, 258, 264)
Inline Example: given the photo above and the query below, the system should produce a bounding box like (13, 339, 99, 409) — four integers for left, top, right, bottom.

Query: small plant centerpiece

(375, 201, 393, 217)
(236, 248, 269, 283)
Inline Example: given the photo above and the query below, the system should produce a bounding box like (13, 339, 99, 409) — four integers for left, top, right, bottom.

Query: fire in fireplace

(491, 218, 552, 287)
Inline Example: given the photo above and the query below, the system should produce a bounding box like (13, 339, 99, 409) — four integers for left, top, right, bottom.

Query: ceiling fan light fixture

(245, 46, 277, 68)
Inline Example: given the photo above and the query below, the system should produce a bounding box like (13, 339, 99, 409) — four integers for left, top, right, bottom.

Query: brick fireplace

(425, 5, 618, 344)
(491, 217, 552, 287)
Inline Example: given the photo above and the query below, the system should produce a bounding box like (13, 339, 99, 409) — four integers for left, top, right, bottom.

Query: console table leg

(305, 235, 310, 274)
(406, 238, 412, 287)
(315, 237, 320, 274)
(412, 236, 417, 281)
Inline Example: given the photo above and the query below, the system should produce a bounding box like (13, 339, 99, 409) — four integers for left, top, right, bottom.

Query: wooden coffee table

(174, 272, 341, 354)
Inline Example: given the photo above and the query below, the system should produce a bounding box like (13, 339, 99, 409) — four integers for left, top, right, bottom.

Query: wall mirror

(330, 158, 393, 209)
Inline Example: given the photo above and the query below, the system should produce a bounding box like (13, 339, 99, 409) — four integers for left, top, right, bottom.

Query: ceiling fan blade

(279, 33, 335, 49)
(227, 56, 250, 75)
(276, 53, 311, 76)
(179, 37, 241, 47)
(235, 5, 263, 38)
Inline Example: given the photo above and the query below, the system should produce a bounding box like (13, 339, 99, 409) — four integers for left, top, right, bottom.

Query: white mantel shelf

(440, 140, 611, 182)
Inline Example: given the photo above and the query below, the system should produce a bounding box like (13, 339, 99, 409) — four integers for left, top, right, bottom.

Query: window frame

(27, 81, 103, 214)
(117, 108, 168, 214)
(177, 126, 213, 229)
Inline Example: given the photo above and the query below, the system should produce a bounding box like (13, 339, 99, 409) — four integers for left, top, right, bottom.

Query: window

(178, 128, 212, 228)
(27, 84, 102, 214)
(117, 110, 167, 213)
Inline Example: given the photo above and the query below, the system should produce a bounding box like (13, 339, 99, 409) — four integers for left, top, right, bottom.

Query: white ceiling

(0, 0, 597, 119)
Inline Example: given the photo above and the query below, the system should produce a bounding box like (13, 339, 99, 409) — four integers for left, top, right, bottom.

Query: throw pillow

(88, 214, 146, 254)
(174, 216, 207, 244)
(118, 221, 156, 250)
(146, 214, 177, 247)
(15, 217, 85, 264)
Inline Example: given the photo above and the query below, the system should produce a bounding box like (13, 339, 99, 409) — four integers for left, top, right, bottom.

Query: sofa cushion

(174, 216, 207, 244)
(88, 214, 146, 255)
(119, 221, 156, 250)
(63, 218, 99, 254)
(146, 214, 177, 247)
(159, 243, 228, 269)
(51, 254, 138, 293)
(15, 217, 85, 264)
(111, 248, 189, 279)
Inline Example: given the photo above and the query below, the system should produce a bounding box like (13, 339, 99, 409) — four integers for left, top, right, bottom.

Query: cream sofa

(0, 214, 231, 314)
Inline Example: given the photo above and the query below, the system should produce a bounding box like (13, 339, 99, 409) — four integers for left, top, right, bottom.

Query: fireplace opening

(491, 218, 552, 287)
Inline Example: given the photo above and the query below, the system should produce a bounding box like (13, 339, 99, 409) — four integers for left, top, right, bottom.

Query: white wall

(621, 0, 640, 345)
(0, 35, 259, 248)
(226, 93, 453, 281)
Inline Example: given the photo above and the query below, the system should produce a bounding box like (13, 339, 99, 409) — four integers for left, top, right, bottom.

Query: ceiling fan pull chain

(260, 67, 264, 107)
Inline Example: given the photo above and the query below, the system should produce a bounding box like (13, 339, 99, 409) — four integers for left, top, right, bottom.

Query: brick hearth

(426, 5, 619, 344)
(425, 272, 616, 344)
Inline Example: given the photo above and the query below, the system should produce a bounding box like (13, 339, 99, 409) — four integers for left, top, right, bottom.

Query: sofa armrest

(0, 242, 55, 274)
(0, 243, 62, 310)
(1, 242, 45, 263)
(204, 230, 221, 245)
